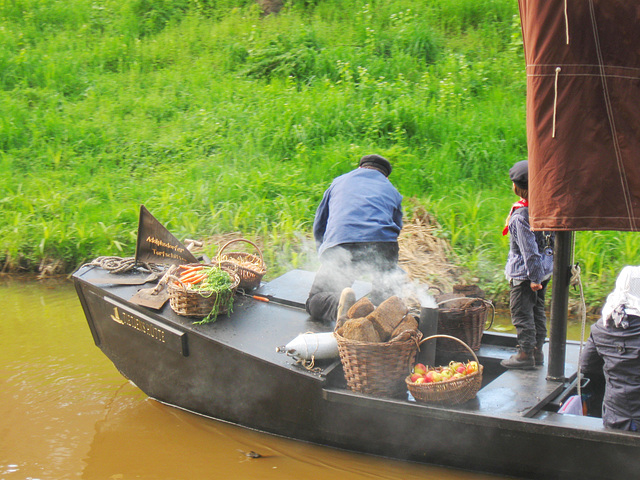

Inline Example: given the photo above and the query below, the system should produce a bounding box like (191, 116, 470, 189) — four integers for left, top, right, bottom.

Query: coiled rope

(85, 256, 163, 274)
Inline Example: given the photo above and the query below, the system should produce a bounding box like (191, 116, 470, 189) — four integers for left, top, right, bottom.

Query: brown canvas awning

(518, 0, 640, 231)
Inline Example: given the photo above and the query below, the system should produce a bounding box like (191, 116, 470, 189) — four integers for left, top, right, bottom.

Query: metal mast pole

(547, 231, 574, 381)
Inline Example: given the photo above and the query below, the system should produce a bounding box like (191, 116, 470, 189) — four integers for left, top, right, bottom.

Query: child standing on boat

(501, 160, 554, 369)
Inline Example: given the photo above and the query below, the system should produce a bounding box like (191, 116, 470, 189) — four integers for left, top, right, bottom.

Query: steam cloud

(309, 244, 437, 309)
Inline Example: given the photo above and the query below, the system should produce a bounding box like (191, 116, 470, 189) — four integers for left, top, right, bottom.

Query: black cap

(509, 160, 528, 189)
(359, 154, 392, 177)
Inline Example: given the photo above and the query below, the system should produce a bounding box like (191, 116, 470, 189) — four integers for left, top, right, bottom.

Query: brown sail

(518, 0, 640, 231)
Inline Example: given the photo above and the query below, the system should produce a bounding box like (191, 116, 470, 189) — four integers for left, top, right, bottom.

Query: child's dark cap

(509, 160, 528, 189)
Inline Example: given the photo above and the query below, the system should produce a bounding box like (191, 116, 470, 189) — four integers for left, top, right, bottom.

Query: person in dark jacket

(580, 266, 640, 431)
(305, 154, 404, 325)
(501, 160, 554, 369)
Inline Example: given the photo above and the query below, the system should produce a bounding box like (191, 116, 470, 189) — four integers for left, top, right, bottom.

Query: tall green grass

(1, 0, 637, 309)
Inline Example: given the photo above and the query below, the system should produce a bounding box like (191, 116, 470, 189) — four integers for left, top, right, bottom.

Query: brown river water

(1, 276, 590, 480)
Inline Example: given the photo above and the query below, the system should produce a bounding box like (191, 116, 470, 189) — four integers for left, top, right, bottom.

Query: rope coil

(85, 256, 164, 274)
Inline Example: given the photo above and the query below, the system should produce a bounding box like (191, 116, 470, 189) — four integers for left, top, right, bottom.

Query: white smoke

(298, 239, 438, 309)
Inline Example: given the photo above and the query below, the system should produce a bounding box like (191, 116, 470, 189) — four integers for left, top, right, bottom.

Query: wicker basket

(334, 328, 422, 398)
(216, 238, 266, 290)
(407, 335, 483, 405)
(435, 295, 494, 353)
(168, 265, 240, 320)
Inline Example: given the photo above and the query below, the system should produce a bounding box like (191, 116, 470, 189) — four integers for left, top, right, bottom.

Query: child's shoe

(501, 346, 535, 369)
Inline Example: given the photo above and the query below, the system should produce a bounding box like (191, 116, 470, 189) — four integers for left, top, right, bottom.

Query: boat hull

(74, 267, 640, 479)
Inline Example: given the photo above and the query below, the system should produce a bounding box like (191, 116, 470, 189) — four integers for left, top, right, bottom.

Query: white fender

(284, 332, 339, 361)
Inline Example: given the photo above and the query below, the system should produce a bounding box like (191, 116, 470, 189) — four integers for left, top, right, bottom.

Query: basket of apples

(406, 334, 483, 405)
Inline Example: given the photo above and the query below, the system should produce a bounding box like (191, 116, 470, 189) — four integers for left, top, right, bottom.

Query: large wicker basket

(216, 238, 267, 290)
(334, 328, 422, 398)
(407, 335, 483, 405)
(168, 265, 240, 320)
(435, 295, 494, 353)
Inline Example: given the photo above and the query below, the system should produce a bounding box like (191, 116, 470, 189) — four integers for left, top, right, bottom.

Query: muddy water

(1, 278, 591, 480)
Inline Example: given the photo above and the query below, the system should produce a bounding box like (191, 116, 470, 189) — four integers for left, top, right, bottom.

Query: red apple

(413, 363, 427, 375)
(410, 373, 423, 383)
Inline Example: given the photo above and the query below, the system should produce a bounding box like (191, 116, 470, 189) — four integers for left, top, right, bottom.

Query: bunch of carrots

(177, 264, 209, 286)
(175, 264, 234, 292)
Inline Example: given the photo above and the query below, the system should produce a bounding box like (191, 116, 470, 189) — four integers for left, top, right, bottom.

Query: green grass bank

(1, 0, 637, 309)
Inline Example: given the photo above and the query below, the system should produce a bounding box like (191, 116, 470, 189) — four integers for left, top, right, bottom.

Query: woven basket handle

(216, 238, 264, 264)
(418, 334, 479, 364)
(168, 273, 189, 291)
(436, 296, 471, 308)
(483, 299, 495, 330)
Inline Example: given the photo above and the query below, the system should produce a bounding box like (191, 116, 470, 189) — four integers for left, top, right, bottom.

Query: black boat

(74, 1, 640, 478)
(73, 264, 639, 480)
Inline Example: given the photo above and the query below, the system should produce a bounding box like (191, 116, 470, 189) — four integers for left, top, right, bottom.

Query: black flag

(135, 205, 199, 266)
